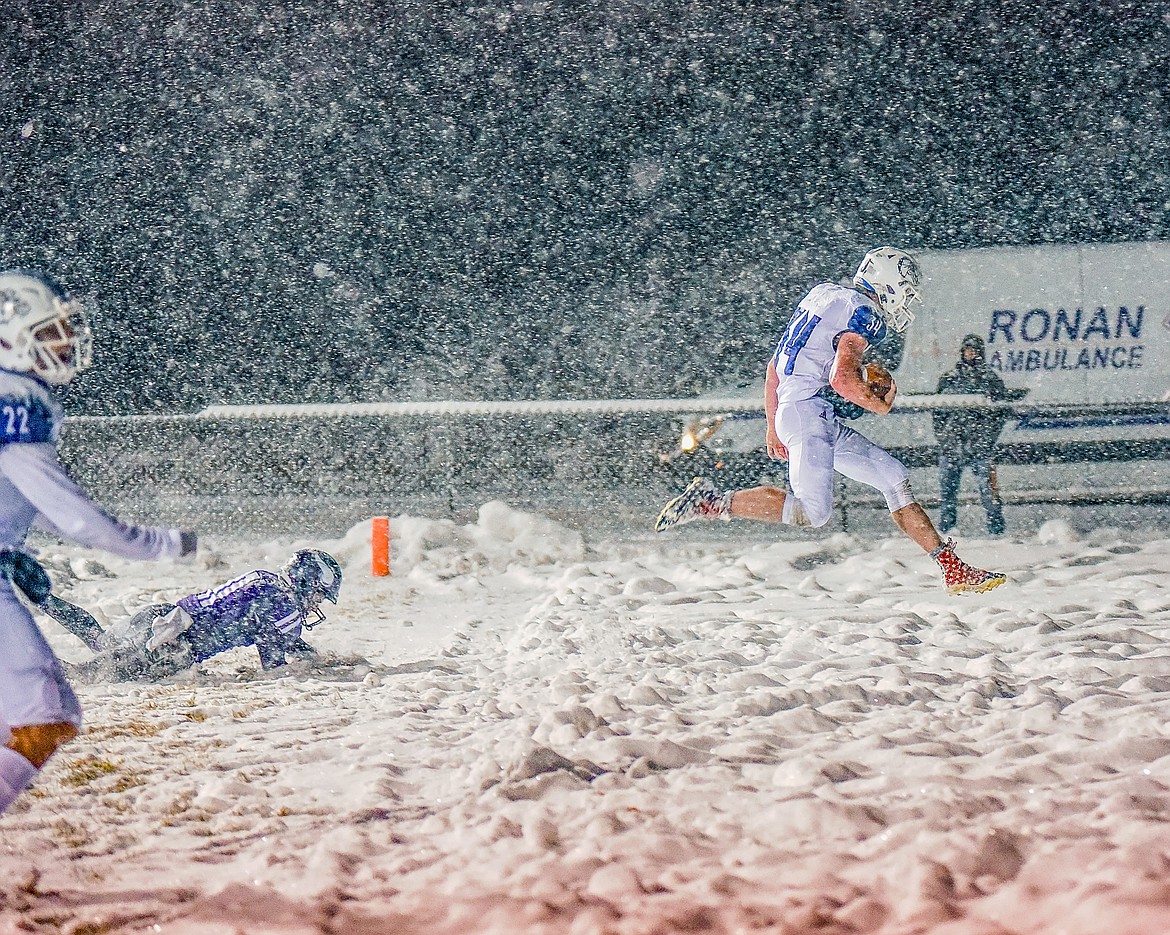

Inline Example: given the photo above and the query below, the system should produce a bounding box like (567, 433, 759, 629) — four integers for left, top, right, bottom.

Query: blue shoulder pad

(847, 305, 887, 345)
(0, 396, 56, 443)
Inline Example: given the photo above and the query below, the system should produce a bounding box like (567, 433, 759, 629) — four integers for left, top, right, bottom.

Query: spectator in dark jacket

(932, 334, 1013, 536)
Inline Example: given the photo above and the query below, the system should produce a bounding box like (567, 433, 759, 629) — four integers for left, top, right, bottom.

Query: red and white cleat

(655, 477, 730, 533)
(932, 539, 1007, 595)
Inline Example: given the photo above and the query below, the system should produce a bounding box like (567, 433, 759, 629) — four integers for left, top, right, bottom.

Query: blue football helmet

(281, 549, 343, 628)
(0, 269, 93, 384)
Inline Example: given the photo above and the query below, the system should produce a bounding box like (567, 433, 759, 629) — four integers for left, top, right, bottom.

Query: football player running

(0, 269, 198, 816)
(27, 549, 343, 682)
(655, 247, 1006, 595)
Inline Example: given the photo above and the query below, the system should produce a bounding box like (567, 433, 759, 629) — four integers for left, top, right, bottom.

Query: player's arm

(251, 614, 289, 670)
(764, 358, 788, 461)
(255, 642, 287, 670)
(932, 372, 949, 434)
(246, 588, 304, 670)
(829, 332, 895, 415)
(0, 443, 195, 561)
(254, 620, 318, 668)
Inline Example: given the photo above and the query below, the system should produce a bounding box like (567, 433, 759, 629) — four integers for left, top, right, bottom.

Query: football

(861, 361, 893, 400)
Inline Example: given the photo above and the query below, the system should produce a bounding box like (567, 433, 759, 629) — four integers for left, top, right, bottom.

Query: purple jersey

(177, 570, 305, 668)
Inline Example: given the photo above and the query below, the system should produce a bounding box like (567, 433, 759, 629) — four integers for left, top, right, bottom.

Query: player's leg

(937, 454, 961, 534)
(40, 595, 107, 652)
(763, 397, 838, 528)
(726, 485, 786, 521)
(3, 552, 108, 656)
(83, 605, 190, 682)
(833, 427, 1006, 594)
(0, 590, 82, 814)
(655, 475, 793, 529)
(833, 423, 940, 549)
(655, 398, 836, 531)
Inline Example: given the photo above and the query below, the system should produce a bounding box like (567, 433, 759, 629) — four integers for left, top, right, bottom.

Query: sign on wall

(903, 241, 1170, 404)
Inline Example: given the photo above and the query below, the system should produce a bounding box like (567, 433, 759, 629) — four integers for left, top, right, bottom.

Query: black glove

(285, 637, 320, 659)
(179, 530, 198, 558)
(0, 549, 53, 605)
(816, 386, 866, 421)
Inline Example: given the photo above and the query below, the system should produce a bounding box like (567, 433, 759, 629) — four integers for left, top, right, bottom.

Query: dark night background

(1, 0, 1167, 415)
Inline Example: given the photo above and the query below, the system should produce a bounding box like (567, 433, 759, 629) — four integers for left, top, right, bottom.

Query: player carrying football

(655, 247, 1006, 596)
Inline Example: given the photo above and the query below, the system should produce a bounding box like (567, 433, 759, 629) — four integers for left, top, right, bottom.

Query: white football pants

(0, 585, 83, 732)
(776, 396, 911, 527)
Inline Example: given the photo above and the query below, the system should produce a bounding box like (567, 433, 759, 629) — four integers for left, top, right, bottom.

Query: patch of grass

(162, 791, 194, 817)
(51, 818, 92, 848)
(59, 756, 120, 787)
(237, 763, 278, 782)
(69, 918, 150, 935)
(83, 719, 165, 740)
(110, 768, 150, 792)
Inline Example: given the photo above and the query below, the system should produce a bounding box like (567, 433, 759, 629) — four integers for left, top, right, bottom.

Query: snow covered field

(4, 500, 1170, 934)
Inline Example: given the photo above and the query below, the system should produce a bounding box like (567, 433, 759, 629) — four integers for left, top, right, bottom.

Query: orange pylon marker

(371, 516, 390, 577)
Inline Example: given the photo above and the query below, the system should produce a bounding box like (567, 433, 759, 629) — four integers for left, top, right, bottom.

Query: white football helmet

(852, 247, 922, 333)
(0, 270, 93, 385)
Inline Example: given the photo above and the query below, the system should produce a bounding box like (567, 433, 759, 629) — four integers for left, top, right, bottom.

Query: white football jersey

(0, 369, 185, 558)
(771, 282, 888, 406)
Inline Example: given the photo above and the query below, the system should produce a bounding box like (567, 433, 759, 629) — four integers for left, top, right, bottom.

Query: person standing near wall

(932, 334, 1018, 536)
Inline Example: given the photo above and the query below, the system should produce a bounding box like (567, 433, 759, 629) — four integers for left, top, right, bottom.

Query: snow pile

(4, 508, 1170, 934)
(322, 501, 586, 582)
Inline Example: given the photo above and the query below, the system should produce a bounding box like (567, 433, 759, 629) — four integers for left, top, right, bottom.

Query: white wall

(903, 241, 1170, 404)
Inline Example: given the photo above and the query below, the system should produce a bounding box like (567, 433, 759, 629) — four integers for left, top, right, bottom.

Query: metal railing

(57, 396, 1170, 525)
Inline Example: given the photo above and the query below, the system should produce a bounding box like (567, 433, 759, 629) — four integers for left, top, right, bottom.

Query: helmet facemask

(0, 271, 94, 385)
(302, 593, 328, 630)
(30, 300, 93, 384)
(852, 247, 922, 334)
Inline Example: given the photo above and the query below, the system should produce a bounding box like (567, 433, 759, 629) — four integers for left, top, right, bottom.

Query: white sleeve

(0, 443, 185, 561)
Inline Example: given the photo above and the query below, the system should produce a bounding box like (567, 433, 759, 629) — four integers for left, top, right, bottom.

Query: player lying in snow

(2, 548, 342, 682)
